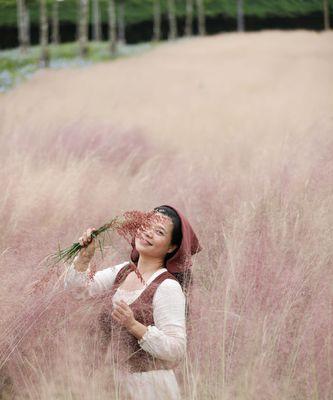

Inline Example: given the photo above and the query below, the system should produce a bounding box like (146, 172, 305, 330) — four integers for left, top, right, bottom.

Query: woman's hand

(112, 300, 149, 339)
(78, 227, 97, 257)
(74, 227, 97, 271)
(112, 300, 137, 330)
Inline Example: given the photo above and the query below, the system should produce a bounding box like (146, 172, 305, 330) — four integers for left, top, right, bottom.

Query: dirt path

(1, 30, 332, 162)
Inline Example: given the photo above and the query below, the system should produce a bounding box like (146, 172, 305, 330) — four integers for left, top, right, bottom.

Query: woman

(64, 204, 202, 399)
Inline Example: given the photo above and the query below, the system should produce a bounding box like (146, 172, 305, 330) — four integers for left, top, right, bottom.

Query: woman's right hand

(74, 227, 97, 271)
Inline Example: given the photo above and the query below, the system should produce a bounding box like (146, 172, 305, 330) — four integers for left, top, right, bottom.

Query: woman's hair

(153, 206, 193, 317)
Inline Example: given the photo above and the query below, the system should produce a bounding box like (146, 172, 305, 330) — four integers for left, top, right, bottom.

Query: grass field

(0, 29, 332, 399)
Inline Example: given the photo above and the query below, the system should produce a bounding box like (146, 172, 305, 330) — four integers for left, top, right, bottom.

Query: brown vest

(99, 262, 178, 373)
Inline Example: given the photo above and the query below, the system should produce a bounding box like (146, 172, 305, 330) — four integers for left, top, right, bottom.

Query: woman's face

(135, 212, 178, 259)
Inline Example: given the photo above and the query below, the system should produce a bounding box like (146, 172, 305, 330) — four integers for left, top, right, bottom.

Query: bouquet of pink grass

(26, 209, 168, 294)
(51, 210, 165, 265)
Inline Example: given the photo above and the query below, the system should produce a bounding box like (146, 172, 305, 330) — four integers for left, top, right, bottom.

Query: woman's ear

(167, 244, 178, 254)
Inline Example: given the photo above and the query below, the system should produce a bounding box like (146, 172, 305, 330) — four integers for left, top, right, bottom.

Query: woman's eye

(155, 229, 164, 235)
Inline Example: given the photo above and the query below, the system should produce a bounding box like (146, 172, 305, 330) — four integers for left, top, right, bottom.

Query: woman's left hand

(112, 300, 137, 330)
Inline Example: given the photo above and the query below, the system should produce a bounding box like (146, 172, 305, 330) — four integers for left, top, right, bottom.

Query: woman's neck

(136, 254, 165, 275)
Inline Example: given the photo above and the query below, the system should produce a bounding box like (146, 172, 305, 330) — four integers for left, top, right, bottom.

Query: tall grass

(0, 116, 332, 399)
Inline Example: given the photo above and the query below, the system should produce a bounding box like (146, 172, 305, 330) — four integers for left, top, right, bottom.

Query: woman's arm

(64, 259, 129, 297)
(63, 226, 127, 297)
(137, 279, 187, 364)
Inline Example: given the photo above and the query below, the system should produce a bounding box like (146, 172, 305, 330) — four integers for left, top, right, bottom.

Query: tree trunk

(185, 0, 193, 37)
(39, 0, 49, 67)
(153, 0, 161, 42)
(76, 0, 79, 41)
(237, 0, 245, 32)
(117, 0, 126, 44)
(195, 0, 206, 35)
(167, 0, 177, 40)
(17, 0, 29, 53)
(25, 7, 30, 46)
(78, 0, 89, 57)
(323, 0, 330, 30)
(108, 0, 117, 56)
(52, 1, 60, 45)
(92, 0, 102, 41)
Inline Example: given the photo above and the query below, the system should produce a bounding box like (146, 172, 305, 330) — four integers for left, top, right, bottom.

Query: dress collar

(127, 261, 167, 288)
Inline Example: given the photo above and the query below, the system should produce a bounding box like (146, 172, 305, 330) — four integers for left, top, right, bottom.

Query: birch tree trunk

(117, 0, 126, 44)
(25, 7, 30, 46)
(17, 0, 29, 53)
(39, 0, 49, 67)
(323, 0, 330, 30)
(185, 0, 193, 37)
(108, 0, 117, 56)
(153, 0, 161, 42)
(78, 0, 89, 57)
(76, 0, 79, 41)
(195, 0, 206, 35)
(92, 0, 102, 41)
(52, 1, 60, 45)
(237, 0, 245, 32)
(167, 0, 177, 40)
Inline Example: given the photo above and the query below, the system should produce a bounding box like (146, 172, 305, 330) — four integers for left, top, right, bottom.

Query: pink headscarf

(130, 204, 202, 273)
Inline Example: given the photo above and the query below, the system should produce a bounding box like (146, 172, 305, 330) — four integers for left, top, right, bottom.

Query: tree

(237, 0, 245, 32)
(25, 6, 30, 45)
(152, 0, 161, 42)
(78, 0, 89, 57)
(167, 0, 177, 40)
(39, 0, 49, 67)
(17, 0, 30, 53)
(185, 0, 193, 37)
(52, 0, 60, 45)
(323, 0, 331, 29)
(196, 0, 205, 35)
(108, 0, 117, 55)
(92, 0, 102, 41)
(117, 0, 126, 44)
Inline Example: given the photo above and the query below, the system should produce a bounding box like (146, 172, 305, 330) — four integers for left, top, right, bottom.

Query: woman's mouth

(140, 237, 153, 246)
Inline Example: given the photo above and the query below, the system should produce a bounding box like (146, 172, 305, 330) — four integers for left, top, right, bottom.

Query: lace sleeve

(137, 279, 186, 364)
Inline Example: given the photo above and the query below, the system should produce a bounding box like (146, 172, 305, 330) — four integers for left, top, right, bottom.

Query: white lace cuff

(138, 325, 155, 345)
(137, 324, 186, 363)
(64, 263, 90, 288)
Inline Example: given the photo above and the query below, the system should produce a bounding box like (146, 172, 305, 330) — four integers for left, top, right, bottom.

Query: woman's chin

(136, 242, 159, 258)
(138, 250, 155, 260)
(135, 241, 151, 254)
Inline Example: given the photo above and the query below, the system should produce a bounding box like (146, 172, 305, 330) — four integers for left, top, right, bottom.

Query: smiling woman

(64, 204, 202, 400)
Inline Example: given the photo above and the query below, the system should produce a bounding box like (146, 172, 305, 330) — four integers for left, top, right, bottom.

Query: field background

(0, 28, 333, 399)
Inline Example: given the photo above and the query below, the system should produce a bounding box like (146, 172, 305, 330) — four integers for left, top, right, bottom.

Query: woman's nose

(145, 228, 153, 238)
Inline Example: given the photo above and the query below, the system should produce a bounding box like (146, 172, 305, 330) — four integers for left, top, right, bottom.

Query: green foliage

(205, 0, 333, 18)
(0, 40, 155, 92)
(0, 0, 332, 27)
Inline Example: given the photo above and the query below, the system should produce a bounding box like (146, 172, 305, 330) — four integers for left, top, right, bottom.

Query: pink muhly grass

(0, 115, 332, 399)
